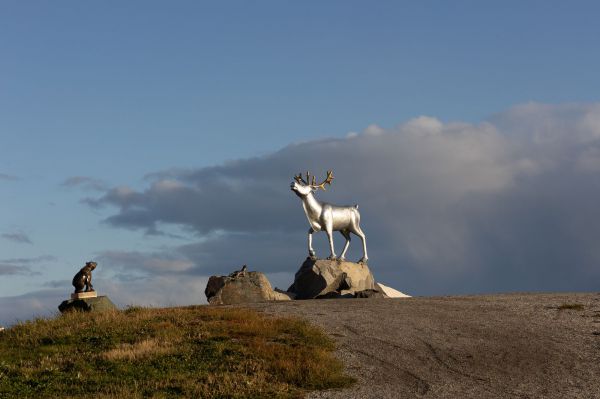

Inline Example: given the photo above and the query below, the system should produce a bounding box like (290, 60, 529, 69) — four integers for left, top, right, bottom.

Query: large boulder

(205, 268, 291, 305)
(288, 258, 376, 299)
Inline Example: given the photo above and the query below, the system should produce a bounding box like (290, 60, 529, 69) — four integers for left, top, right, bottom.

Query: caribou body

(290, 171, 368, 263)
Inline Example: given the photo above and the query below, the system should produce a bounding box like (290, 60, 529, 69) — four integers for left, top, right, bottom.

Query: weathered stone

(205, 270, 291, 305)
(58, 295, 117, 313)
(354, 289, 386, 298)
(288, 258, 376, 299)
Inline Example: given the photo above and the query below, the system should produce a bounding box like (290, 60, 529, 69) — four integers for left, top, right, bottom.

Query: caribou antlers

(294, 170, 334, 190)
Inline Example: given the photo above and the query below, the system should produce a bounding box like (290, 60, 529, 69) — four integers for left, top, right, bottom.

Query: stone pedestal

(71, 291, 97, 299)
(58, 295, 117, 313)
(288, 258, 377, 299)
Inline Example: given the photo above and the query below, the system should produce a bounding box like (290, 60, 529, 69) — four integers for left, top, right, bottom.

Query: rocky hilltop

(249, 292, 600, 399)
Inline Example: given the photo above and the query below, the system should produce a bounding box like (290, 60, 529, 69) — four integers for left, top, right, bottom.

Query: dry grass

(101, 338, 176, 361)
(0, 306, 354, 398)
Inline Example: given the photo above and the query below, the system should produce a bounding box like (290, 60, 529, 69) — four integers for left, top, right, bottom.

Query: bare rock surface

(288, 258, 376, 299)
(205, 269, 290, 305)
(248, 292, 600, 398)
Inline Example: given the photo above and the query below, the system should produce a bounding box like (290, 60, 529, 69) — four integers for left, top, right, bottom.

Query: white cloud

(363, 123, 386, 136)
(0, 290, 64, 326)
(0, 276, 209, 327)
(97, 250, 195, 275)
(402, 116, 443, 136)
(98, 275, 209, 308)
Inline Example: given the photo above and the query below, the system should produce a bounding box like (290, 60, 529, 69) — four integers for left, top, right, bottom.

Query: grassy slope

(0, 306, 354, 398)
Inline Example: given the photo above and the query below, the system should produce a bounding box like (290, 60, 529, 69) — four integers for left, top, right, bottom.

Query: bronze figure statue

(72, 261, 97, 293)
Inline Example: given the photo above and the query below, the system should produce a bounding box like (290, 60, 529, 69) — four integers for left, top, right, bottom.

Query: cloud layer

(4, 102, 600, 326)
(82, 102, 600, 297)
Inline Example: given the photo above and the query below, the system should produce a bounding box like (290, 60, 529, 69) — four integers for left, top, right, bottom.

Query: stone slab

(58, 295, 117, 313)
(71, 291, 98, 299)
(376, 282, 411, 298)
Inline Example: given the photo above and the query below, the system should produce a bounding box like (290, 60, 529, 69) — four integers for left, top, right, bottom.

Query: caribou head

(290, 170, 334, 197)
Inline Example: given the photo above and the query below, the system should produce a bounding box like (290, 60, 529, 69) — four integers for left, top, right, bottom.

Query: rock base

(58, 295, 117, 313)
(204, 262, 410, 304)
(288, 258, 377, 299)
(206, 269, 291, 305)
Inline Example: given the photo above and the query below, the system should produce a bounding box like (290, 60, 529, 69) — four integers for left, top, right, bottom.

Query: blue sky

(2, 1, 600, 324)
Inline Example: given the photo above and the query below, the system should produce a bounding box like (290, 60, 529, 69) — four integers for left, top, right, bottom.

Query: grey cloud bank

(88, 103, 600, 294)
(3, 102, 600, 325)
(88, 103, 600, 297)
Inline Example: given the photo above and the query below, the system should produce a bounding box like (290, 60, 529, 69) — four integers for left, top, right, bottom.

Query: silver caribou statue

(290, 170, 368, 263)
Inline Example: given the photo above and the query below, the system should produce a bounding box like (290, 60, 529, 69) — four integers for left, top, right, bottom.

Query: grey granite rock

(288, 258, 376, 299)
(205, 268, 291, 305)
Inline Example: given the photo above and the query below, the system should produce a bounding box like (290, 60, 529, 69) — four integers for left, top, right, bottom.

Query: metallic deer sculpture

(290, 170, 368, 263)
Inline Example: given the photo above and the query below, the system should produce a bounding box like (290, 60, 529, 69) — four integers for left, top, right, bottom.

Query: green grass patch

(558, 303, 584, 311)
(0, 306, 354, 398)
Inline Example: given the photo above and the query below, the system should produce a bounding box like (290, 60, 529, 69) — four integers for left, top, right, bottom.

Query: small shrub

(558, 303, 584, 311)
